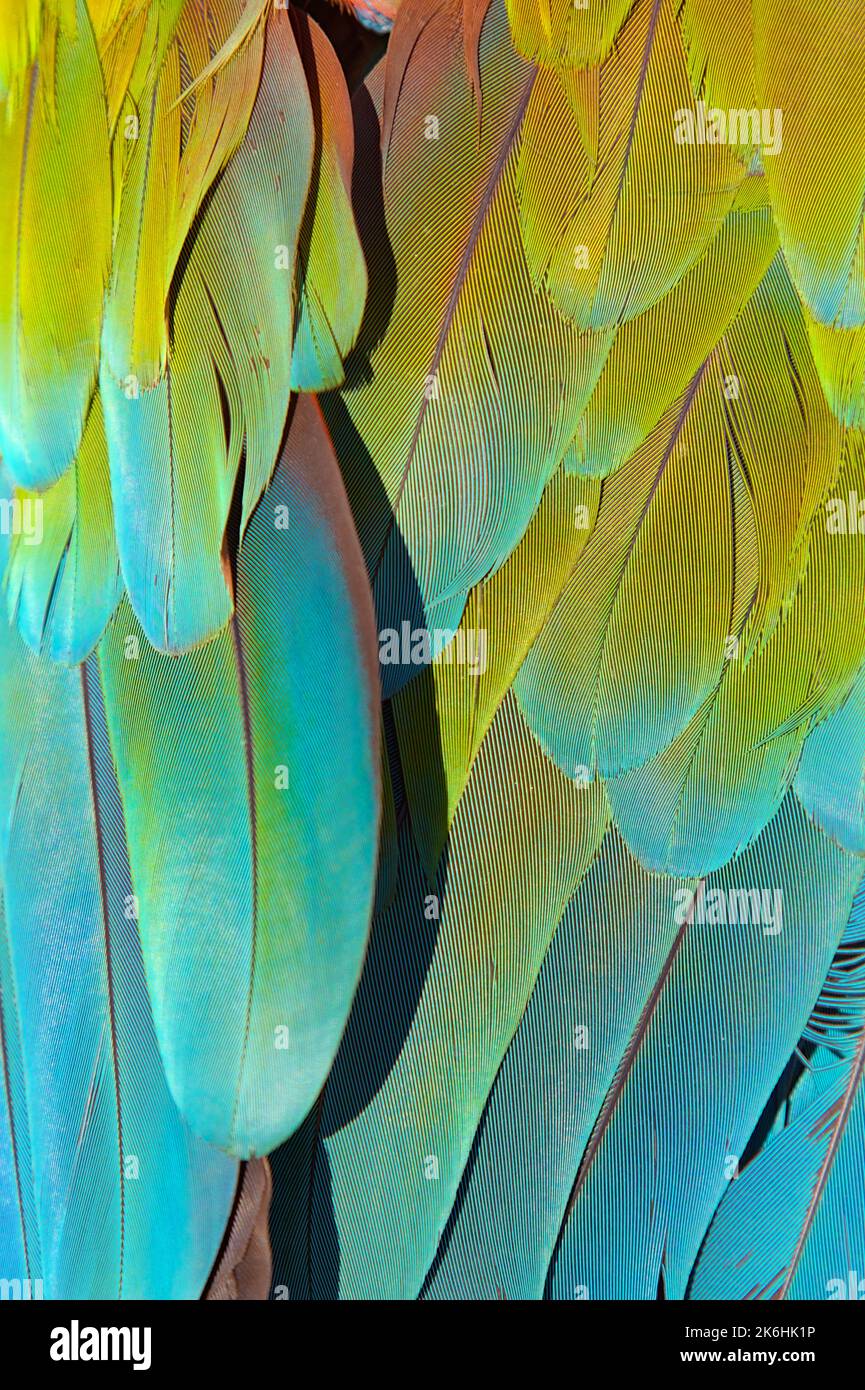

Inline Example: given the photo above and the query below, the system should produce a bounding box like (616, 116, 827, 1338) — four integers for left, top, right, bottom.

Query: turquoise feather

(423, 827, 695, 1300)
(97, 396, 380, 1157)
(545, 792, 863, 1299)
(0, 537, 238, 1298)
(690, 884, 865, 1299)
(268, 692, 607, 1297)
(5, 391, 123, 665)
(795, 663, 865, 854)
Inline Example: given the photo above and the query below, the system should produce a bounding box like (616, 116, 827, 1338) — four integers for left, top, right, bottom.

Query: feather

(97, 396, 380, 1157)
(0, 0, 111, 490)
(601, 430, 865, 876)
(267, 691, 607, 1298)
(330, 0, 613, 697)
(568, 173, 778, 478)
(100, 0, 265, 391)
(205, 1158, 273, 1301)
(795, 661, 865, 855)
(501, 0, 633, 68)
(4, 0, 865, 1307)
(676, 0, 756, 113)
(100, 7, 314, 652)
(750, 0, 865, 329)
(676, 0, 865, 327)
(372, 714, 399, 916)
(423, 826, 695, 1299)
(87, 0, 151, 134)
(0, 544, 237, 1297)
(392, 462, 600, 877)
(803, 315, 865, 431)
(5, 390, 123, 664)
(515, 386, 739, 784)
(0, 0, 44, 101)
(689, 884, 865, 1299)
(515, 0, 748, 333)
(514, 255, 842, 814)
(289, 13, 368, 391)
(171, 0, 271, 104)
(545, 791, 865, 1299)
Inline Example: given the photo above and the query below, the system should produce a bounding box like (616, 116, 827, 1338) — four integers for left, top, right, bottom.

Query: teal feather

(97, 396, 380, 1157)
(0, 890, 40, 1292)
(690, 883, 865, 1299)
(0, 542, 238, 1298)
(268, 693, 607, 1297)
(5, 391, 123, 665)
(545, 792, 863, 1299)
(423, 827, 695, 1300)
(795, 662, 865, 854)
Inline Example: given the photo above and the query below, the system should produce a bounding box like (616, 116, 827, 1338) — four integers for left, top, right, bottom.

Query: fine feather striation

(5, 390, 123, 664)
(689, 882, 865, 1299)
(567, 173, 778, 478)
(331, 0, 613, 699)
(500, 0, 633, 68)
(0, 536, 238, 1297)
(289, 12, 368, 391)
(803, 316, 865, 432)
(205, 1158, 273, 1301)
(97, 396, 380, 1157)
(545, 791, 865, 1299)
(0, 1, 368, 662)
(0, 0, 46, 102)
(515, 0, 749, 333)
(676, 0, 865, 328)
(86, 1, 159, 134)
(601, 430, 865, 876)
(678, 0, 865, 431)
(750, 0, 865, 329)
(676, 0, 756, 114)
(268, 691, 608, 1298)
(795, 659, 865, 856)
(101, 0, 265, 392)
(423, 825, 696, 1299)
(391, 463, 600, 879)
(0, 0, 111, 491)
(514, 256, 844, 842)
(99, 5, 308, 653)
(99, 6, 367, 655)
(515, 380, 741, 785)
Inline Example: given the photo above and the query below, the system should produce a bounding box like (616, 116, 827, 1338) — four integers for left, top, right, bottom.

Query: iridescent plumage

(1, 0, 864, 1302)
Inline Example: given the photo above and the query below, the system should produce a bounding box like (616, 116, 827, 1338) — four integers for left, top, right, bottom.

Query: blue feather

(690, 882, 865, 1299)
(0, 540, 238, 1297)
(545, 792, 863, 1299)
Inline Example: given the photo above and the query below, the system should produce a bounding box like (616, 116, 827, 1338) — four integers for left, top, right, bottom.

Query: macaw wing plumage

(2, 0, 865, 1310)
(0, 523, 238, 1297)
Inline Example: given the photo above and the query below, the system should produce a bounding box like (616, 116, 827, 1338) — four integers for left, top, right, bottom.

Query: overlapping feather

(690, 884, 865, 1299)
(262, 0, 865, 1301)
(97, 396, 380, 1156)
(0, 521, 238, 1298)
(2, 0, 865, 1305)
(269, 692, 607, 1297)
(330, 0, 613, 695)
(0, 0, 111, 490)
(4, 1, 367, 658)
